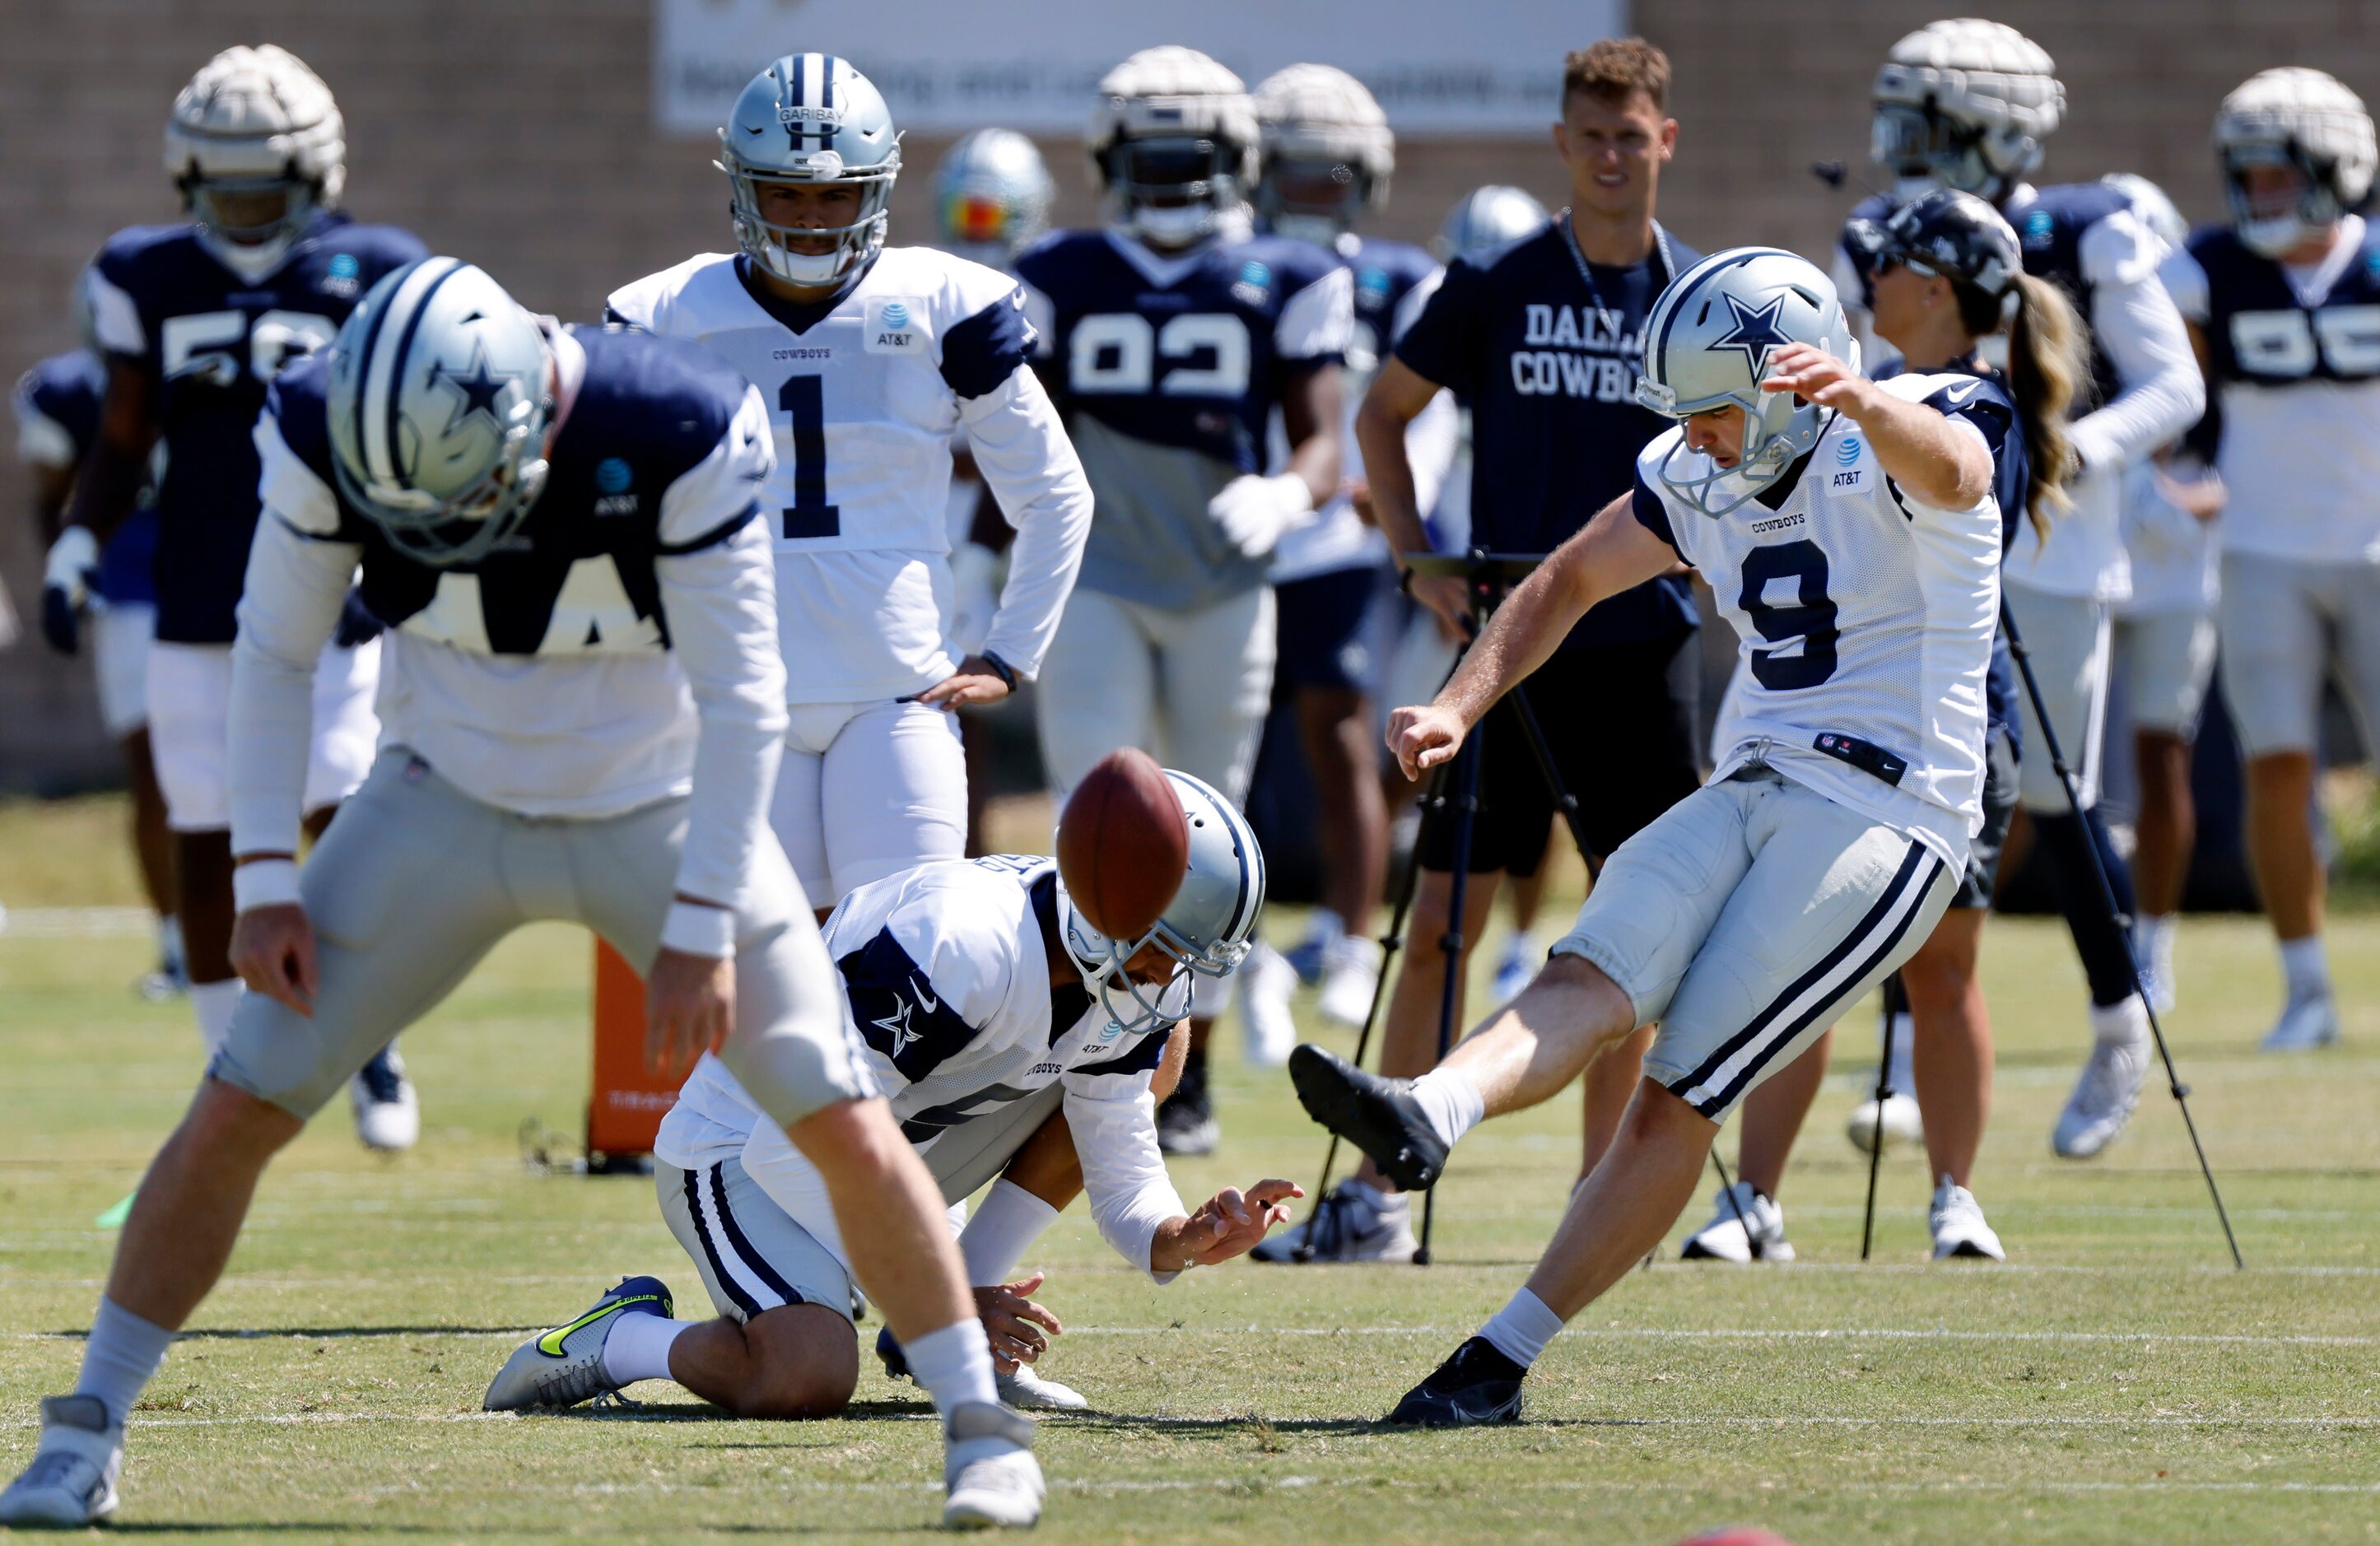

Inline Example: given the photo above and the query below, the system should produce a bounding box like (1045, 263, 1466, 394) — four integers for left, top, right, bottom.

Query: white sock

(901, 1317, 999, 1419)
(2137, 914, 2177, 975)
(1408, 1066, 1485, 1151)
(2089, 994, 2148, 1048)
(74, 1296, 175, 1429)
(2280, 935, 2330, 1001)
(957, 1180, 1060, 1288)
(1476, 1287, 1563, 1369)
(188, 979, 245, 1056)
(157, 915, 184, 971)
(1881, 1012, 1917, 1098)
(599, 1313, 696, 1386)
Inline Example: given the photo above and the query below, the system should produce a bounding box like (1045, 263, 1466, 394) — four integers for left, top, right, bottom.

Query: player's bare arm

(1386, 495, 1674, 779)
(1279, 361, 1344, 511)
(1358, 355, 1468, 639)
(644, 900, 736, 1080)
(1761, 341, 1992, 510)
(64, 360, 156, 546)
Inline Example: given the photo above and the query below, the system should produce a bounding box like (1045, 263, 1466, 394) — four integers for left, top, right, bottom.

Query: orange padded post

(588, 938, 678, 1164)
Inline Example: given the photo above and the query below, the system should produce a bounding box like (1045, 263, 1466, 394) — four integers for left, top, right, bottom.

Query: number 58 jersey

(607, 247, 1045, 702)
(1632, 372, 2014, 868)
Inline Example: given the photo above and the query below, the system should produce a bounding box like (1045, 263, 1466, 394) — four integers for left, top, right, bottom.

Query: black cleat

(1288, 1043, 1446, 1191)
(1384, 1337, 1526, 1427)
(875, 1325, 911, 1382)
(1156, 1052, 1219, 1156)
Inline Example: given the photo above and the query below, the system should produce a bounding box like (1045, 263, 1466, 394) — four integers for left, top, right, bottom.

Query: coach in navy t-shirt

(1327, 39, 1706, 1225)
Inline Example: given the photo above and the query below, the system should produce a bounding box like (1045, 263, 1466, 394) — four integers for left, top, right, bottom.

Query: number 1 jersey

(607, 247, 1037, 701)
(1632, 374, 2013, 868)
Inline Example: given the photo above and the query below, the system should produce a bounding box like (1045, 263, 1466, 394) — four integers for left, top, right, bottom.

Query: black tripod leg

(1293, 755, 1454, 1262)
(1415, 727, 1483, 1267)
(1861, 986, 1897, 1261)
(2000, 601, 2243, 1269)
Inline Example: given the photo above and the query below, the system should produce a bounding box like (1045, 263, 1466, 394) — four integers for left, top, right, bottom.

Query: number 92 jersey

(85, 214, 428, 645)
(606, 247, 1040, 702)
(1013, 226, 1353, 612)
(1631, 373, 2014, 868)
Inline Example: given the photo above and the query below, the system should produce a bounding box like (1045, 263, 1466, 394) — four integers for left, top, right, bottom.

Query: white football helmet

(934, 128, 1055, 268)
(1432, 185, 1550, 263)
(1057, 770, 1265, 1039)
(2102, 172, 2187, 253)
(1087, 46, 1258, 249)
(718, 54, 901, 286)
(1870, 19, 2064, 203)
(2215, 68, 2377, 258)
(166, 44, 345, 283)
(1253, 63, 1395, 245)
(1637, 249, 1858, 519)
(325, 258, 554, 567)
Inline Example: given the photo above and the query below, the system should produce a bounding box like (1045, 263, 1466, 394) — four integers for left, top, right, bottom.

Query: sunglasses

(1875, 249, 1945, 281)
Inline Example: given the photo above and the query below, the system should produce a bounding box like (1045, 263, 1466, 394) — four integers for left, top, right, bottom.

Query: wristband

(659, 899, 738, 959)
(232, 858, 302, 914)
(980, 650, 1019, 693)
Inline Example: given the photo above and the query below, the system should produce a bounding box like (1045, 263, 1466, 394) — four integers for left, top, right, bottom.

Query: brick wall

(2, 1, 2373, 789)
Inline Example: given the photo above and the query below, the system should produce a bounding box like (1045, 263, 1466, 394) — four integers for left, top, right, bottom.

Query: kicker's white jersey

(608, 247, 1091, 702)
(657, 854, 1187, 1272)
(1633, 373, 2009, 867)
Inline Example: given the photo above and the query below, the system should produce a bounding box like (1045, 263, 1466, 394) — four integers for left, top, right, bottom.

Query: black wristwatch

(980, 650, 1019, 693)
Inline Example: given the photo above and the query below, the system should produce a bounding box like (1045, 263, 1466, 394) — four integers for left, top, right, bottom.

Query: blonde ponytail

(2004, 272, 2088, 539)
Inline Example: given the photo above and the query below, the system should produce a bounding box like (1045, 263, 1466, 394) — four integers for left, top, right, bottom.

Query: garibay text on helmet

(934, 128, 1055, 268)
(1870, 18, 2064, 203)
(1088, 46, 1260, 249)
(1636, 247, 1858, 519)
(2215, 67, 2378, 258)
(1059, 770, 1265, 1038)
(718, 53, 902, 287)
(1252, 63, 1395, 246)
(325, 257, 555, 567)
(167, 44, 346, 284)
(1433, 185, 1551, 263)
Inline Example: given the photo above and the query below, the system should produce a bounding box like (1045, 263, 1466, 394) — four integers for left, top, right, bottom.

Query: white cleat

(1316, 935, 1383, 1030)
(943, 1402, 1043, 1530)
(996, 1363, 1088, 1411)
(2261, 994, 2340, 1053)
(1251, 1176, 1416, 1263)
(1679, 1180, 1795, 1264)
(1489, 938, 1538, 1007)
(351, 1048, 420, 1152)
(1845, 1092, 1925, 1156)
(1929, 1176, 2005, 1261)
(0, 1395, 123, 1528)
(2053, 1005, 2150, 1160)
(1238, 943, 1299, 1070)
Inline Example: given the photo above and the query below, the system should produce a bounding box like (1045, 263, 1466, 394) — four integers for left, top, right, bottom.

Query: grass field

(4, 798, 2379, 1541)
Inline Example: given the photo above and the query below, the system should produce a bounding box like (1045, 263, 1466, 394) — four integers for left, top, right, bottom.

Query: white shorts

(1551, 766, 1955, 1122)
(2217, 551, 2380, 759)
(2002, 584, 2110, 812)
(658, 1156, 855, 1325)
(772, 696, 967, 905)
(1035, 584, 1276, 807)
(147, 638, 382, 833)
(2112, 607, 2218, 738)
(91, 603, 156, 738)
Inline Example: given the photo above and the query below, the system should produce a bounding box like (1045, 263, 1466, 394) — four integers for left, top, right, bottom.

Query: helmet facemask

(184, 169, 319, 282)
(1060, 899, 1195, 1040)
(722, 151, 897, 287)
(1259, 154, 1367, 244)
(2222, 140, 2340, 258)
(1106, 135, 1247, 248)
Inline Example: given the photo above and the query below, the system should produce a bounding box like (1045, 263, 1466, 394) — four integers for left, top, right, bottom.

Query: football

(1055, 747, 1190, 942)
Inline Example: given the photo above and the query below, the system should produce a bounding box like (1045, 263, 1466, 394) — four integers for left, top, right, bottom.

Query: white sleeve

(1390, 267, 1444, 342)
(1276, 265, 1355, 361)
(86, 267, 143, 356)
(2159, 245, 2211, 324)
(12, 389, 73, 470)
(2073, 213, 2206, 473)
(653, 386, 789, 913)
(1831, 244, 1892, 376)
(1060, 1078, 1190, 1284)
(961, 368, 1091, 680)
(231, 418, 360, 865)
(603, 272, 665, 332)
(1017, 278, 1056, 361)
(1404, 389, 1461, 518)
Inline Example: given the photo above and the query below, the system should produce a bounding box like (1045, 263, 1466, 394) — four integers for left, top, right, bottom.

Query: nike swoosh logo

(1941, 381, 1979, 403)
(911, 976, 940, 1014)
(536, 1291, 664, 1357)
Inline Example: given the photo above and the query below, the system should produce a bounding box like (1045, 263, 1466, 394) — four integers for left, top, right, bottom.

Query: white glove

(948, 540, 1002, 656)
(1207, 473, 1313, 560)
(44, 525, 99, 612)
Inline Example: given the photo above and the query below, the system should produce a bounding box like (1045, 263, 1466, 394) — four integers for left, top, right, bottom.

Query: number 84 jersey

(607, 247, 1050, 702)
(1631, 372, 2012, 869)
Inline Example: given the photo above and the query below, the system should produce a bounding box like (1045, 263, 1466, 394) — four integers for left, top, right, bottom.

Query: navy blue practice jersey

(86, 212, 426, 643)
(12, 349, 157, 605)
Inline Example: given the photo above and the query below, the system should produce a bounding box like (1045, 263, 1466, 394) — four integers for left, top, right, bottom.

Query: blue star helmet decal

(1705, 291, 1792, 380)
(430, 344, 518, 439)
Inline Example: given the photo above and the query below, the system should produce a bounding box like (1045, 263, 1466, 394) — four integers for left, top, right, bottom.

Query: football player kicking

(488, 766, 1297, 1421)
(54, 44, 426, 1144)
(608, 54, 1092, 917)
(1017, 45, 1354, 1156)
(2163, 68, 2380, 1052)
(1293, 249, 2015, 1423)
(0, 259, 1041, 1530)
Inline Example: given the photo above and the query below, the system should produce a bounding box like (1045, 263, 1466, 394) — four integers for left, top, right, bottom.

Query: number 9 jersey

(1632, 373, 2015, 870)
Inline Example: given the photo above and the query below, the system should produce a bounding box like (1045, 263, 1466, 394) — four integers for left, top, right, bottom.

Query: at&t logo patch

(865, 297, 926, 354)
